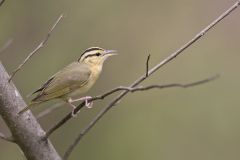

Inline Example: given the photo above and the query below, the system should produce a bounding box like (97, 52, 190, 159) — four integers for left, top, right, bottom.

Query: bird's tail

(18, 102, 40, 115)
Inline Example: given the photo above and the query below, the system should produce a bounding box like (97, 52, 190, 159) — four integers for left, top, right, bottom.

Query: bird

(18, 47, 117, 116)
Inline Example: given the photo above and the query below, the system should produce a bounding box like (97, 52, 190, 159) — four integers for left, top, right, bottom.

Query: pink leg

(66, 99, 78, 117)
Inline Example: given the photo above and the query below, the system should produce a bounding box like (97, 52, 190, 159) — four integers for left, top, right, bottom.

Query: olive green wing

(32, 62, 91, 102)
(30, 77, 54, 95)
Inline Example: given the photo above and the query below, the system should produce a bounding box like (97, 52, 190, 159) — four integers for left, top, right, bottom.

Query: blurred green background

(1, 0, 240, 159)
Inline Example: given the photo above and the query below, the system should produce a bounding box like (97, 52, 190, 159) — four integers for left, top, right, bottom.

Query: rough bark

(0, 62, 61, 160)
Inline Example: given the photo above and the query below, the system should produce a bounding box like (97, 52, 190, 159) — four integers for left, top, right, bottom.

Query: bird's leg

(66, 98, 79, 117)
(69, 96, 93, 109)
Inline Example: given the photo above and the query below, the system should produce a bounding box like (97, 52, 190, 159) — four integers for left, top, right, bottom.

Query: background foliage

(0, 0, 240, 159)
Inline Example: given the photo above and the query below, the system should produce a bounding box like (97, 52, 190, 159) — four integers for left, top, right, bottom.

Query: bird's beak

(104, 50, 117, 56)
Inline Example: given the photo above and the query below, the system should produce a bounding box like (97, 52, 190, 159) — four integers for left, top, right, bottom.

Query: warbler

(18, 47, 117, 116)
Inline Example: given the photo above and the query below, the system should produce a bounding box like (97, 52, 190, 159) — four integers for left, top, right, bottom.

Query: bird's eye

(96, 53, 101, 56)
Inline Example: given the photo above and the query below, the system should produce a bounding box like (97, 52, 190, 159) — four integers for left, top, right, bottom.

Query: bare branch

(106, 75, 219, 92)
(0, 63, 61, 160)
(8, 14, 64, 82)
(145, 54, 151, 77)
(63, 74, 219, 159)
(61, 1, 240, 159)
(0, 39, 13, 54)
(0, 132, 15, 143)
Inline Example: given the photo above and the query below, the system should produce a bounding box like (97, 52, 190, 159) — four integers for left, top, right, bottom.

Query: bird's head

(78, 47, 117, 66)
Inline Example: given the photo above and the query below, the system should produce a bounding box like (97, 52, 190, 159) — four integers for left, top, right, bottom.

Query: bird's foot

(83, 96, 93, 108)
(70, 96, 93, 108)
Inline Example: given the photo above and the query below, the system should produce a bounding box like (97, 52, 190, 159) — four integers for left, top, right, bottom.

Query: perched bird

(18, 47, 117, 116)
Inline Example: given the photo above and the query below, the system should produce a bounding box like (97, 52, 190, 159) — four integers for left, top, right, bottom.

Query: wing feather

(32, 62, 91, 102)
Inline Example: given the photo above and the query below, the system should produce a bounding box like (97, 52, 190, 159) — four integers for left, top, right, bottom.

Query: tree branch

(61, 1, 240, 159)
(0, 62, 62, 160)
(8, 14, 64, 82)
(104, 75, 219, 92)
(63, 75, 219, 159)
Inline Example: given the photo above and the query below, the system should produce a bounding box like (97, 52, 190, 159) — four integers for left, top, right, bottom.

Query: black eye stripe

(84, 53, 101, 59)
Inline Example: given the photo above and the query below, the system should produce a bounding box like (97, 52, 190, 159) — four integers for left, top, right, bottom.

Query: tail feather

(18, 102, 39, 115)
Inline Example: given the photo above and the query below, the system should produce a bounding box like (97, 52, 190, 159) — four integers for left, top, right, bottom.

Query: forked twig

(112, 75, 219, 92)
(45, 74, 218, 139)
(63, 74, 219, 159)
(8, 14, 63, 82)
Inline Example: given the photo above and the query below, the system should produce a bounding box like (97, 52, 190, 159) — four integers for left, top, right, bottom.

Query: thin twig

(0, 132, 15, 143)
(61, 1, 240, 159)
(8, 14, 64, 82)
(146, 54, 151, 77)
(0, 39, 13, 54)
(0, 0, 5, 7)
(110, 75, 219, 92)
(63, 74, 219, 159)
(36, 102, 64, 119)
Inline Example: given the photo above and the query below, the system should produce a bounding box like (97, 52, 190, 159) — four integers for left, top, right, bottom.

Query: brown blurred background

(1, 0, 240, 159)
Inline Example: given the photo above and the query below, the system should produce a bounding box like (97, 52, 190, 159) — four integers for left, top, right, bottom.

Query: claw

(84, 96, 93, 108)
